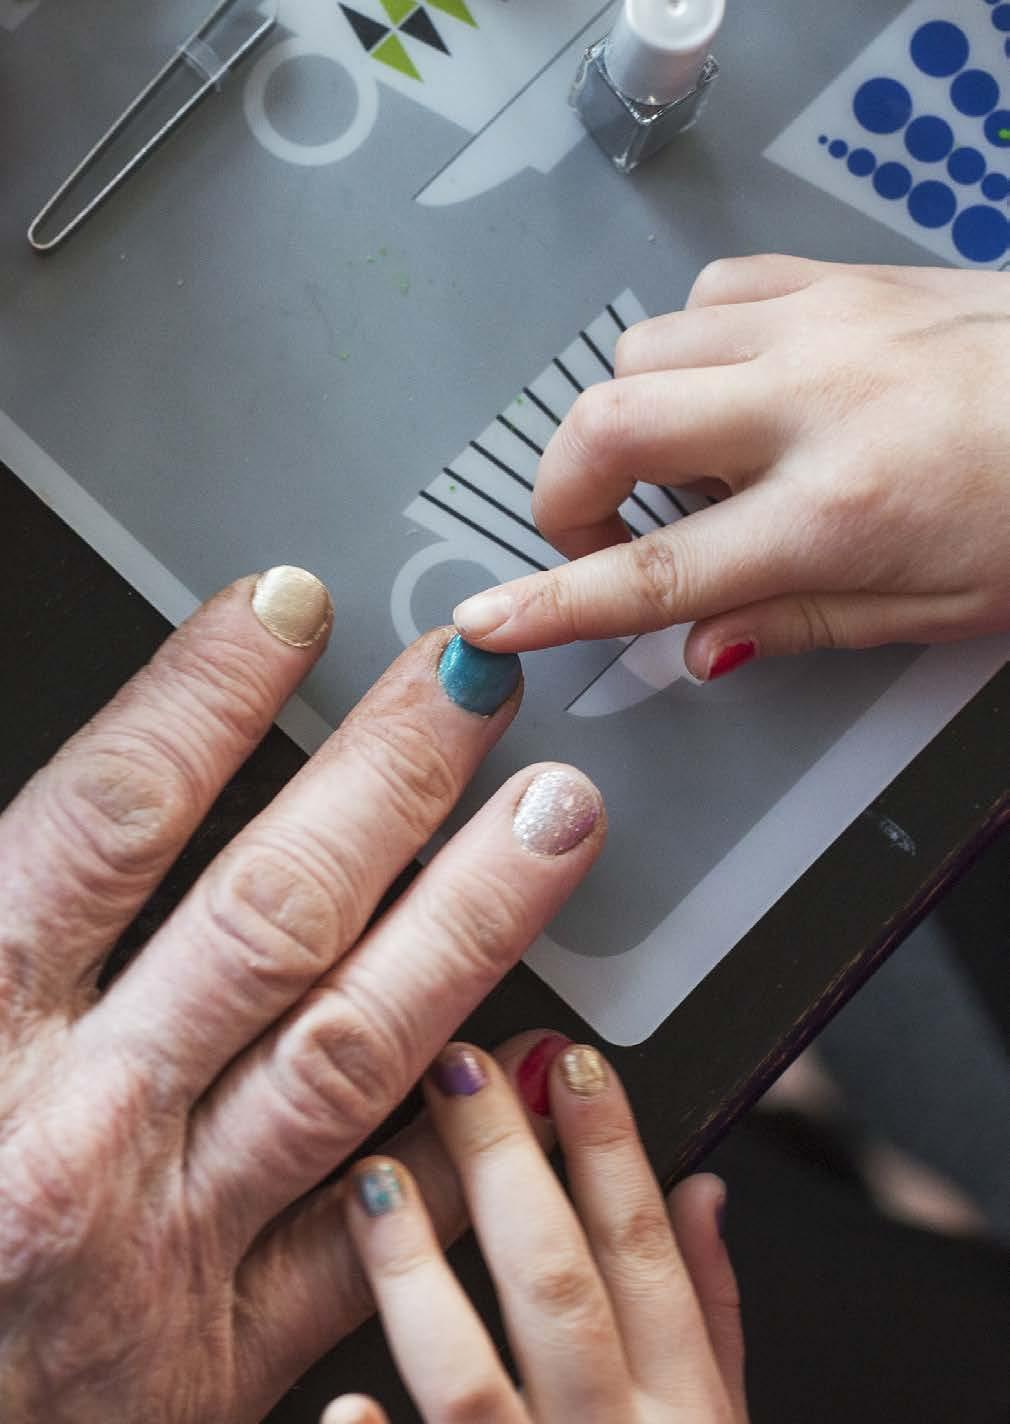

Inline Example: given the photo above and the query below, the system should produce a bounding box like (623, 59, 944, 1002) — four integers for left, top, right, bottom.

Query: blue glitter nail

(356, 1163, 405, 1217)
(437, 634, 521, 716)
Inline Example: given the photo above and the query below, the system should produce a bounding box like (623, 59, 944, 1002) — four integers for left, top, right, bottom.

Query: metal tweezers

(28, 0, 278, 252)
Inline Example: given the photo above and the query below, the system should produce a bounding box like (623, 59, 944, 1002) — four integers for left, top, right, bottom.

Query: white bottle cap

(604, 0, 725, 105)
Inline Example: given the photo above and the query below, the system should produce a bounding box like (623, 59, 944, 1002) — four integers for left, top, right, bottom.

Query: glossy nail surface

(453, 589, 513, 641)
(707, 640, 756, 680)
(513, 769, 601, 856)
(354, 1162, 405, 1217)
(431, 1045, 488, 1098)
(437, 634, 521, 716)
(560, 1045, 608, 1098)
(517, 1033, 571, 1117)
(251, 565, 333, 647)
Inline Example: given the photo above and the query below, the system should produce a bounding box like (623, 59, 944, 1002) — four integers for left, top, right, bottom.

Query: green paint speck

(379, 245, 388, 257)
(999, 128, 1010, 142)
(449, 482, 457, 491)
(398, 273, 410, 295)
(366, 255, 376, 264)
(339, 351, 350, 361)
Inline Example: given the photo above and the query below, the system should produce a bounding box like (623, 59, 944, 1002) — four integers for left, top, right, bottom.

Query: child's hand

(324, 1039, 746, 1423)
(453, 257, 1010, 679)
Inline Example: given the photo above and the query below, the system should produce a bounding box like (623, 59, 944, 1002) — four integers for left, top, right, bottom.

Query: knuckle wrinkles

(529, 571, 583, 643)
(416, 870, 530, 984)
(796, 596, 838, 651)
(596, 1204, 676, 1276)
(523, 1251, 603, 1322)
(201, 846, 348, 995)
(629, 535, 682, 623)
(439, 1379, 510, 1424)
(152, 632, 276, 748)
(276, 989, 406, 1142)
(45, 747, 190, 883)
(344, 716, 460, 844)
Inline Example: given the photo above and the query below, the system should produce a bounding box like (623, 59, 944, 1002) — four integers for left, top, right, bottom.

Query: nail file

(394, 289, 705, 715)
(28, 0, 278, 252)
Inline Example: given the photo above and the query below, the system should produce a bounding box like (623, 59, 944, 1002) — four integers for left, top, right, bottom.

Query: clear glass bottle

(571, 37, 719, 173)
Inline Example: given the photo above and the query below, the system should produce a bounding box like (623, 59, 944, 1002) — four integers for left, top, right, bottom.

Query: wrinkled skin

(0, 575, 605, 1423)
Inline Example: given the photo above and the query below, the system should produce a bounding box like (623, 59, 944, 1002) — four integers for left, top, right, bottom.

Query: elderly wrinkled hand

(0, 567, 604, 1423)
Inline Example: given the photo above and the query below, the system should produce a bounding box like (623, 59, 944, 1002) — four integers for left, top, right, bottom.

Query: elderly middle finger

(78, 630, 522, 1102)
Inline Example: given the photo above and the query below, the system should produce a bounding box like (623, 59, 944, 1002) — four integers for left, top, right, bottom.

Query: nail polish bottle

(570, 0, 724, 174)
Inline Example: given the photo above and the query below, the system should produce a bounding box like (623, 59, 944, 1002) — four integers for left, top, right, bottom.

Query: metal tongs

(28, 0, 278, 252)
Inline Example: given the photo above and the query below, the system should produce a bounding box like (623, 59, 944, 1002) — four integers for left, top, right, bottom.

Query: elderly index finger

(0, 567, 332, 1025)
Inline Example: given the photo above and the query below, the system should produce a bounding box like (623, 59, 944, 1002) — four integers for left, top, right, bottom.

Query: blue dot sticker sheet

(766, 1, 1010, 268)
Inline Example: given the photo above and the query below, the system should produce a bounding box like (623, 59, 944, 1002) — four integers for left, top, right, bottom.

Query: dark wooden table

(3, 461, 1008, 1419)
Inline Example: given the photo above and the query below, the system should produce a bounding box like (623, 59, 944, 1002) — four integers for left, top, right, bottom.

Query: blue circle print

(905, 115, 954, 162)
(873, 162, 913, 200)
(951, 69, 1000, 117)
(907, 180, 957, 228)
(853, 77, 913, 134)
(948, 147, 986, 184)
(952, 205, 1009, 262)
(982, 173, 1010, 200)
(984, 110, 1010, 147)
(847, 147, 876, 177)
(829, 139, 848, 158)
(910, 21, 969, 76)
(993, 5, 1010, 32)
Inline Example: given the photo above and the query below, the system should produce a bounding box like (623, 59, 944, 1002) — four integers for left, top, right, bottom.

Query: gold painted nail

(252, 566, 332, 648)
(560, 1045, 608, 1098)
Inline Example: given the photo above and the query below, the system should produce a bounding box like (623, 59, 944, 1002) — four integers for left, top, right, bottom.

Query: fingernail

(707, 640, 756, 680)
(252, 565, 333, 648)
(354, 1162, 406, 1217)
(431, 1044, 488, 1098)
(517, 1033, 571, 1117)
(453, 589, 513, 641)
(560, 1045, 608, 1098)
(513, 768, 602, 856)
(322, 1399, 375, 1424)
(437, 633, 521, 716)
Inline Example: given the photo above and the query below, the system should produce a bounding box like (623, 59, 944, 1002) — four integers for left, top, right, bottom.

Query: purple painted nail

(431, 1045, 488, 1097)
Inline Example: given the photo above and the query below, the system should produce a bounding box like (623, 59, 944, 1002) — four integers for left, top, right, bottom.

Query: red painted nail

(517, 1034, 571, 1117)
(708, 640, 756, 680)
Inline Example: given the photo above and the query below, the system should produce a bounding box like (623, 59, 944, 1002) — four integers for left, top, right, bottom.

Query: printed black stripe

(565, 635, 643, 712)
(580, 329, 614, 377)
(419, 492, 547, 571)
(443, 467, 543, 540)
(629, 490, 665, 528)
(496, 414, 543, 457)
(661, 486, 690, 518)
(523, 386, 561, 426)
(553, 357, 583, 394)
(470, 441, 534, 491)
(606, 302, 627, 333)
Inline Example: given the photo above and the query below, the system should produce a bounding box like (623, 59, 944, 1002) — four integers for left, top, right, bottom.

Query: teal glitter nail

(356, 1163, 405, 1217)
(437, 634, 521, 716)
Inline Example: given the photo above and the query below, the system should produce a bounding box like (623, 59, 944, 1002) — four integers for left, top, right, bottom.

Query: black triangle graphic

(400, 6, 449, 53)
(340, 4, 389, 52)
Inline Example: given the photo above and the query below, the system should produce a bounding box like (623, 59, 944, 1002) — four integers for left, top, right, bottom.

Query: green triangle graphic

(372, 31, 422, 79)
(380, 0, 415, 25)
(428, 0, 476, 26)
